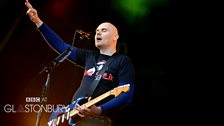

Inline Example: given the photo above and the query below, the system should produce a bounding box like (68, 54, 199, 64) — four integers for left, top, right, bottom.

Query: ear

(114, 35, 119, 40)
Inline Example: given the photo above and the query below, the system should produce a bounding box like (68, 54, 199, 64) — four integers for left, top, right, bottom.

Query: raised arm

(25, 0, 78, 62)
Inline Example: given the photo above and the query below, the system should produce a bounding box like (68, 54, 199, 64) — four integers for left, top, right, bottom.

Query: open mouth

(96, 37, 102, 41)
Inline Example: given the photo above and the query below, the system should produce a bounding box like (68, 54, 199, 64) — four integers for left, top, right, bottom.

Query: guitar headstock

(110, 84, 130, 97)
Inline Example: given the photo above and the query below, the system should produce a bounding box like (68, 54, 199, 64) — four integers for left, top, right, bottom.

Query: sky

(0, 0, 217, 125)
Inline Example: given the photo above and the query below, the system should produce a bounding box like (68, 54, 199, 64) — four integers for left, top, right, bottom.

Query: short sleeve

(118, 56, 135, 84)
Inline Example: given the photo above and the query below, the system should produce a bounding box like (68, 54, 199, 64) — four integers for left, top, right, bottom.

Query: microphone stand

(35, 47, 72, 126)
(35, 30, 79, 126)
(35, 70, 50, 126)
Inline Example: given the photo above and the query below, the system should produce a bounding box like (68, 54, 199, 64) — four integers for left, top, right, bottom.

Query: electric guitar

(47, 84, 130, 126)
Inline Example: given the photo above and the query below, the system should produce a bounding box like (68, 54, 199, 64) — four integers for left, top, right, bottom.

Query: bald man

(25, 0, 135, 126)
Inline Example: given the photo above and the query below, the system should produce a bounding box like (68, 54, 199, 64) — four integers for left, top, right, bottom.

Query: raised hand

(25, 0, 42, 24)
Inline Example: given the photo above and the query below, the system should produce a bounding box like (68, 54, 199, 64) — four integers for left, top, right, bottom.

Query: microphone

(39, 47, 72, 74)
(76, 29, 91, 40)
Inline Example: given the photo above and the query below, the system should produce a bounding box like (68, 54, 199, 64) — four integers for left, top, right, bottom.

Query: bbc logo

(26, 97, 40, 103)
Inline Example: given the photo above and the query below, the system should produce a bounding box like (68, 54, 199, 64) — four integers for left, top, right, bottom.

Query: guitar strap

(87, 53, 118, 97)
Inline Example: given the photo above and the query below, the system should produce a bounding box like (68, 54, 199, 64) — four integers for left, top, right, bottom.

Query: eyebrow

(96, 27, 108, 32)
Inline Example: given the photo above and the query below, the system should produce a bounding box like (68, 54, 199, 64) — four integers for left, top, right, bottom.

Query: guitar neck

(69, 90, 112, 117)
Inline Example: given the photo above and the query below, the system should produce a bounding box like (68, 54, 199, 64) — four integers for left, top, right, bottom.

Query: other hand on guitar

(75, 102, 102, 118)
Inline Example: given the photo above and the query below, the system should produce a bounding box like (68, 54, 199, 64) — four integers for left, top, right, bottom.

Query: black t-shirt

(72, 48, 135, 106)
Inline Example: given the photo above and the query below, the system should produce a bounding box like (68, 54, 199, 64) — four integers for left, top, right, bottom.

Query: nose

(96, 30, 101, 35)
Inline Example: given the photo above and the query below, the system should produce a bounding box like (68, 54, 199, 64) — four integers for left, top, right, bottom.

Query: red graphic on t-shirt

(84, 60, 113, 81)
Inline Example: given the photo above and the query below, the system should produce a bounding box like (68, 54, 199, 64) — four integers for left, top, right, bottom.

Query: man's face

(94, 22, 117, 49)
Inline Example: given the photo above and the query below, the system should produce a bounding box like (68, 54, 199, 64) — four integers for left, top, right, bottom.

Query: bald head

(96, 22, 119, 40)
(94, 22, 119, 52)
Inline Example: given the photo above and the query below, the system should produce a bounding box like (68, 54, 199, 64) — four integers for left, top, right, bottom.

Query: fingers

(76, 104, 91, 117)
(26, 8, 37, 15)
(26, 8, 37, 21)
(25, 0, 36, 17)
(77, 112, 85, 117)
(76, 104, 86, 117)
(26, 9, 31, 14)
(25, 0, 33, 9)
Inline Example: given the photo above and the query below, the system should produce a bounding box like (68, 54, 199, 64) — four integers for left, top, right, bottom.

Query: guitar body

(47, 97, 87, 126)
